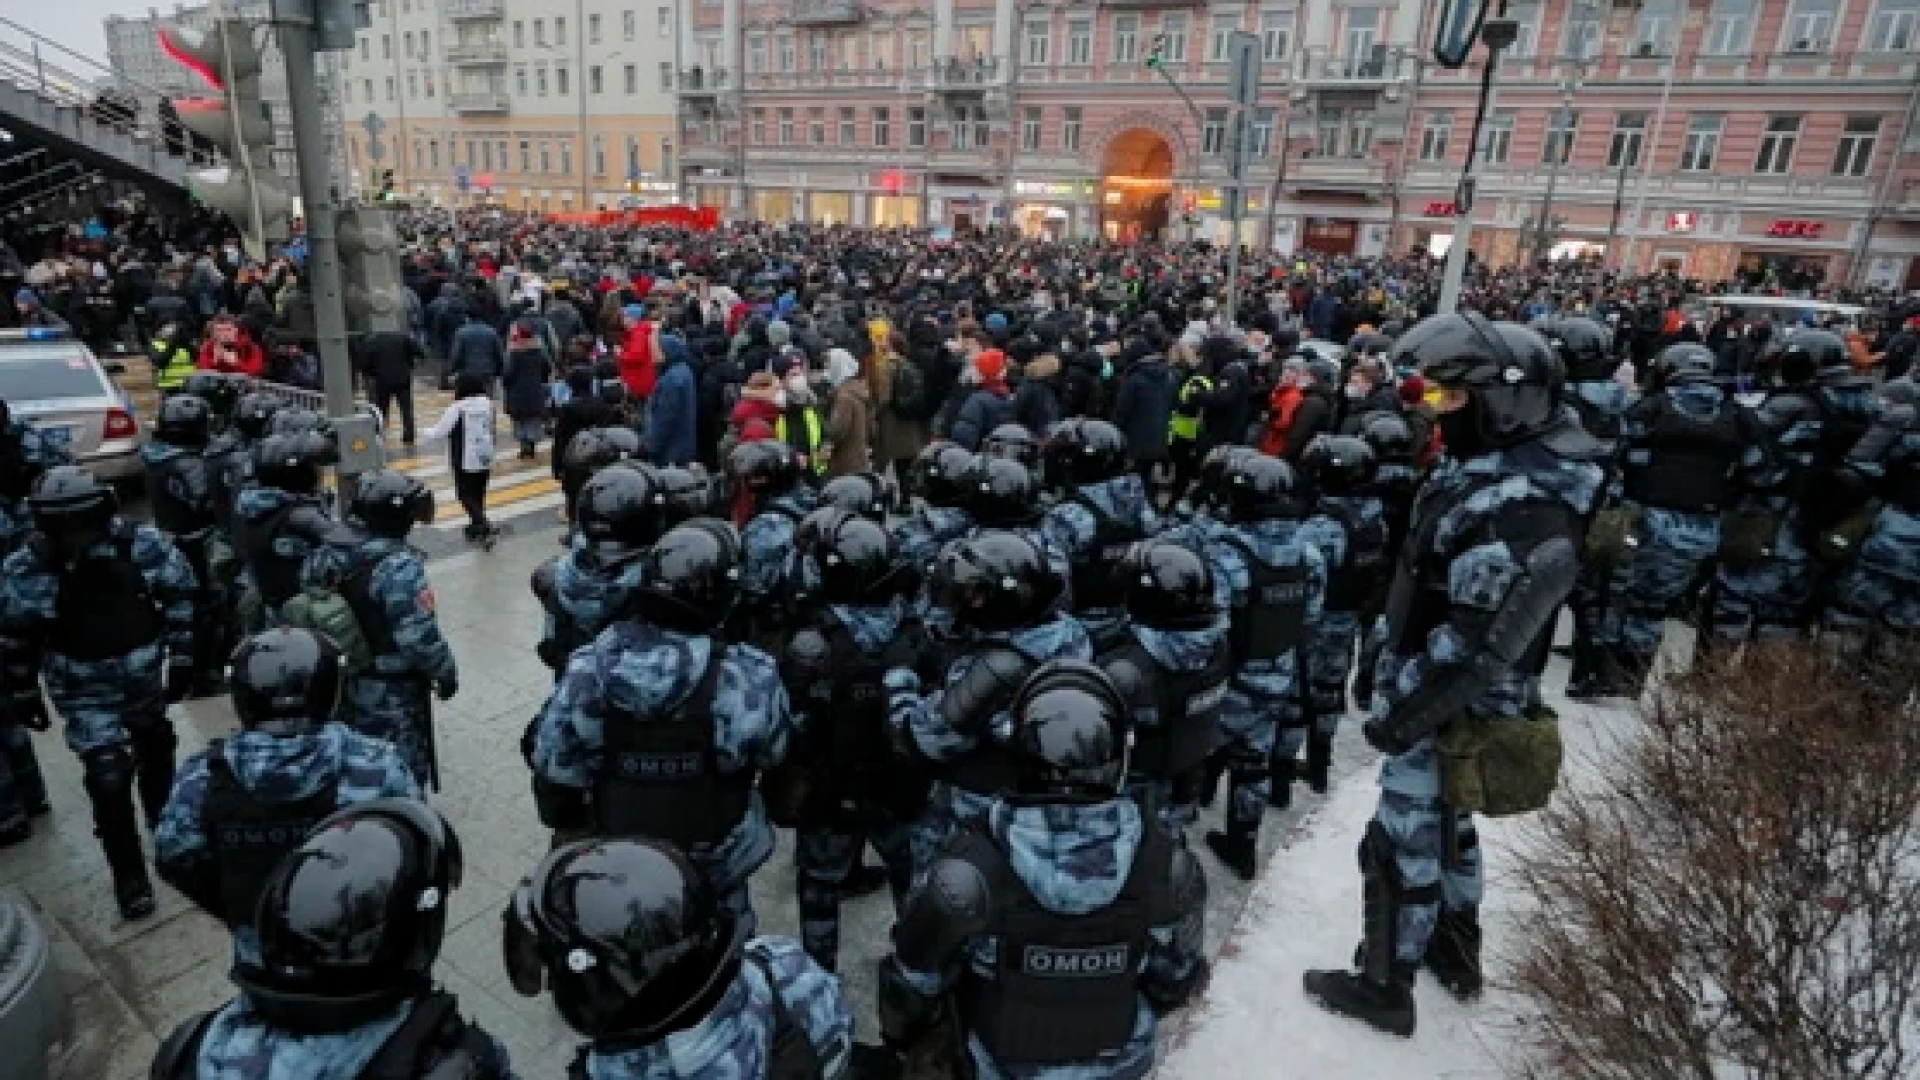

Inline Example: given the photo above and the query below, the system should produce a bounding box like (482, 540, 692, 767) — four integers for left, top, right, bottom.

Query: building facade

(675, 0, 1920, 287)
(335, 0, 682, 210)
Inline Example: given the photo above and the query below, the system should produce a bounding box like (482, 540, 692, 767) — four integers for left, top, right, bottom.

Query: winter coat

(1112, 356, 1177, 462)
(551, 396, 617, 479)
(1282, 386, 1337, 461)
(871, 351, 929, 465)
(618, 322, 657, 400)
(824, 376, 873, 478)
(197, 334, 264, 378)
(647, 350, 699, 467)
(1011, 354, 1063, 437)
(423, 395, 496, 474)
(502, 346, 552, 421)
(449, 321, 505, 381)
(949, 383, 1013, 451)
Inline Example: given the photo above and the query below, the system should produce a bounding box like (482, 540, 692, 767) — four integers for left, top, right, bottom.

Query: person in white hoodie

(423, 372, 499, 546)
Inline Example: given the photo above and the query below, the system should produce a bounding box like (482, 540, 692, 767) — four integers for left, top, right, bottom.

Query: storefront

(1300, 216, 1360, 255)
(809, 191, 854, 226)
(869, 194, 920, 227)
(751, 188, 796, 222)
(1012, 180, 1094, 239)
(1736, 219, 1837, 289)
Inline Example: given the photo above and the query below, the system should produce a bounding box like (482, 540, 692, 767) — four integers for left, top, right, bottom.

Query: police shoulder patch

(417, 588, 436, 613)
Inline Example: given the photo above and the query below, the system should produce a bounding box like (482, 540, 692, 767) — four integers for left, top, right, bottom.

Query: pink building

(675, 0, 1920, 287)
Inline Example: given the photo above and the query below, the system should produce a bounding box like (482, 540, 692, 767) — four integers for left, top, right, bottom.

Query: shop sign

(1196, 189, 1224, 211)
(1666, 211, 1696, 233)
(1014, 180, 1092, 199)
(1423, 200, 1457, 217)
(1767, 218, 1825, 239)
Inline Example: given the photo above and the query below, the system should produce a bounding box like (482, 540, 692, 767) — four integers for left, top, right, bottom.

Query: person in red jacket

(196, 316, 265, 377)
(616, 304, 657, 401)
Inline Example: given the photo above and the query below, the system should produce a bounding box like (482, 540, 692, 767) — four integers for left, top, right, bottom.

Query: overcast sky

(14, 1, 161, 68)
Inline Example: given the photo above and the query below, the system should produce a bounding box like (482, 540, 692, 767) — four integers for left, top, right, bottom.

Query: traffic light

(377, 169, 396, 200)
(1145, 33, 1166, 70)
(158, 18, 291, 258)
(336, 204, 407, 335)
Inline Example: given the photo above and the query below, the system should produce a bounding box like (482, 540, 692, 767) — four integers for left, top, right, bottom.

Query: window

(1022, 106, 1042, 150)
(660, 61, 673, 89)
(1833, 115, 1881, 175)
(512, 21, 524, 48)
(1868, 0, 1919, 51)
(429, 140, 439, 168)
(382, 34, 391, 59)
(1543, 108, 1578, 164)
(750, 107, 766, 144)
(1342, 6, 1380, 61)
(1754, 115, 1800, 173)
(478, 141, 489, 170)
(623, 10, 636, 41)
(467, 139, 477, 167)
(810, 35, 828, 71)
(1025, 20, 1050, 65)
(1067, 19, 1092, 63)
(809, 108, 825, 145)
(660, 138, 673, 178)
(536, 67, 548, 95)
(555, 17, 567, 46)
(779, 36, 796, 71)
(1482, 112, 1514, 164)
(589, 15, 601, 44)
(1261, 8, 1292, 60)
(384, 76, 395, 100)
(363, 78, 374, 101)
(847, 107, 861, 146)
(1113, 15, 1139, 63)
(539, 141, 551, 173)
(534, 19, 545, 47)
(908, 29, 929, 68)
(1202, 107, 1227, 154)
(778, 108, 794, 144)
(420, 31, 430, 57)
(1607, 112, 1646, 167)
(414, 139, 423, 171)
(658, 7, 672, 37)
(871, 30, 892, 69)
(592, 135, 605, 174)
(1562, 1, 1601, 58)
(405, 73, 417, 98)
(1250, 107, 1275, 156)
(1317, 106, 1344, 156)
(1680, 114, 1723, 171)
(749, 37, 766, 72)
(1507, 1, 1541, 57)
(403, 31, 414, 56)
(556, 66, 569, 95)
(1161, 13, 1189, 62)
(1703, 0, 1755, 54)
(873, 107, 890, 147)
(360, 39, 369, 61)
(1209, 13, 1238, 60)
(560, 142, 571, 176)
(1420, 111, 1453, 161)
(589, 66, 603, 93)
(1632, 0, 1676, 55)
(624, 64, 637, 93)
(1062, 106, 1082, 151)
(627, 136, 640, 176)
(1785, 0, 1838, 50)
(1348, 109, 1375, 157)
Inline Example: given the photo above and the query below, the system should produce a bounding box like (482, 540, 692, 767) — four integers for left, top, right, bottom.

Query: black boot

(1266, 753, 1296, 810)
(1204, 828, 1257, 881)
(84, 754, 155, 921)
(1305, 730, 1333, 794)
(1564, 637, 1601, 700)
(796, 873, 840, 974)
(1303, 819, 1417, 1036)
(129, 722, 179, 831)
(842, 861, 889, 899)
(1424, 907, 1484, 1002)
(1301, 965, 1417, 1038)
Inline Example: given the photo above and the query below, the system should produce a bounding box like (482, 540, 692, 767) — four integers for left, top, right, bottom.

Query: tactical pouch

(1584, 504, 1642, 565)
(280, 585, 375, 672)
(1437, 709, 1563, 818)
(203, 533, 240, 591)
(1813, 505, 1876, 566)
(1718, 507, 1779, 571)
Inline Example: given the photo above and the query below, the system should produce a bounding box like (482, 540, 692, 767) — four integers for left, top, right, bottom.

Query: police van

(0, 327, 145, 481)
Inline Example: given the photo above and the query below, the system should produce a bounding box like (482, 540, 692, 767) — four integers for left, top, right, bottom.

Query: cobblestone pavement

(8, 524, 1378, 1080)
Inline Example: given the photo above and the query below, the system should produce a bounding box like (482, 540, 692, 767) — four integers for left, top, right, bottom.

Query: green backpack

(280, 555, 387, 673)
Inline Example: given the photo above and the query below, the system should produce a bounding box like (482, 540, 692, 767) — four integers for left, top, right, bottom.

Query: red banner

(542, 206, 720, 230)
(1423, 200, 1457, 217)
(1767, 219, 1825, 239)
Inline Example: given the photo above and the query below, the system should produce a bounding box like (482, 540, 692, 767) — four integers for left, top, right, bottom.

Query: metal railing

(0, 15, 221, 167)
(677, 67, 729, 92)
(445, 39, 509, 64)
(791, 0, 863, 26)
(445, 0, 506, 20)
(448, 91, 511, 113)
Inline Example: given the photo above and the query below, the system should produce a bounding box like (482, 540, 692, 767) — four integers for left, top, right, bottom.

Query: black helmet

(503, 838, 743, 1042)
(727, 439, 802, 501)
(1392, 313, 1559, 448)
(1299, 435, 1378, 497)
(1779, 328, 1849, 376)
(816, 470, 889, 522)
(241, 799, 462, 1024)
(1196, 444, 1255, 510)
(1121, 540, 1219, 631)
(1537, 315, 1615, 381)
(229, 628, 342, 734)
(805, 510, 895, 605)
(930, 530, 1061, 632)
(1007, 660, 1130, 802)
(563, 426, 643, 479)
(1652, 341, 1718, 385)
(632, 523, 740, 633)
(981, 424, 1041, 472)
(1354, 411, 1416, 465)
(1223, 453, 1307, 521)
(914, 441, 975, 507)
(651, 464, 714, 529)
(1044, 418, 1128, 488)
(577, 463, 664, 553)
(350, 470, 434, 537)
(268, 408, 331, 437)
(962, 455, 1041, 527)
(180, 372, 242, 419)
(232, 392, 283, 440)
(27, 465, 118, 542)
(254, 430, 338, 492)
(154, 393, 213, 448)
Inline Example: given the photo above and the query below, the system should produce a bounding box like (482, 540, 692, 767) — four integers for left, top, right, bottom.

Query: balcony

(1101, 0, 1204, 8)
(445, 0, 504, 20)
(926, 57, 1000, 92)
(1296, 47, 1407, 89)
(677, 67, 730, 97)
(445, 40, 508, 64)
(449, 91, 510, 114)
(1288, 155, 1387, 196)
(790, 0, 863, 26)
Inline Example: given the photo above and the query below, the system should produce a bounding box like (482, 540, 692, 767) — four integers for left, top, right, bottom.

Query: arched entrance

(1100, 128, 1174, 242)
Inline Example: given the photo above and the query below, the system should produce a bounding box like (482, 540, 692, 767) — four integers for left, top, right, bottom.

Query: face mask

(1345, 383, 1367, 400)
(773, 389, 789, 409)
(1437, 394, 1488, 460)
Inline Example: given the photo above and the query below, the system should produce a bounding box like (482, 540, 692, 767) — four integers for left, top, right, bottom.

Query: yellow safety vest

(1168, 375, 1212, 442)
(153, 341, 197, 392)
(775, 408, 827, 474)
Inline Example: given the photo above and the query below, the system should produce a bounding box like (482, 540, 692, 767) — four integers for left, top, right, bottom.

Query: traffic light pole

(1436, 16, 1515, 315)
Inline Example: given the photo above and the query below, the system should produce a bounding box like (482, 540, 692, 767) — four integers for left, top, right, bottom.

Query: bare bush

(1513, 644, 1920, 1080)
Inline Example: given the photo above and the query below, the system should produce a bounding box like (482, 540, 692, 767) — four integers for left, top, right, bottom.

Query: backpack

(280, 552, 390, 673)
(890, 357, 930, 420)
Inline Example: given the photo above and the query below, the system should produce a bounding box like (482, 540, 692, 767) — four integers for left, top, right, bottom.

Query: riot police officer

(503, 837, 855, 1079)
(729, 440, 818, 648)
(144, 394, 234, 697)
(1041, 417, 1157, 653)
(150, 800, 513, 1079)
(815, 470, 891, 522)
(528, 522, 798, 928)
(885, 530, 1092, 875)
(1100, 539, 1230, 834)
(0, 466, 198, 917)
(778, 512, 934, 971)
(0, 397, 69, 846)
(1823, 376, 1920, 668)
(1537, 314, 1629, 444)
(895, 441, 976, 568)
(1303, 313, 1604, 1037)
(299, 470, 458, 788)
(962, 454, 1074, 591)
(207, 391, 282, 529)
(1349, 411, 1425, 714)
(1298, 435, 1390, 792)
(559, 424, 644, 530)
(237, 428, 347, 625)
(533, 463, 662, 675)
(153, 628, 420, 965)
(878, 661, 1207, 1079)
(1191, 453, 1327, 879)
(981, 422, 1043, 486)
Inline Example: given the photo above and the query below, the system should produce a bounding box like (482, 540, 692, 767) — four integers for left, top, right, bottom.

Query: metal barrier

(216, 374, 386, 435)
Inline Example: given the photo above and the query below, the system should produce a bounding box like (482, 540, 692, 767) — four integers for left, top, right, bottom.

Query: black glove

(435, 674, 458, 701)
(1363, 718, 1412, 757)
(165, 660, 195, 704)
(4, 696, 50, 732)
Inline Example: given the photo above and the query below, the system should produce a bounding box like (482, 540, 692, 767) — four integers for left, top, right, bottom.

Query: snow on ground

(1159, 683, 1640, 1080)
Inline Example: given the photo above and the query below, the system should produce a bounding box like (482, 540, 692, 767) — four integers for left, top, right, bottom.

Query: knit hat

(12, 287, 36, 307)
(1399, 374, 1428, 406)
(974, 348, 1008, 383)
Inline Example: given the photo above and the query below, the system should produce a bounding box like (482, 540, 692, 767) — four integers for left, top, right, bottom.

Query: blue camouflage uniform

(530, 620, 795, 928)
(895, 505, 974, 568)
(569, 937, 852, 1080)
(235, 485, 338, 628)
(301, 537, 457, 786)
(886, 612, 1093, 875)
(1107, 621, 1231, 834)
(891, 798, 1205, 1080)
(1594, 381, 1767, 673)
(1303, 500, 1371, 740)
(172, 993, 513, 1080)
(738, 489, 818, 642)
(1041, 474, 1159, 650)
(153, 722, 421, 967)
(1827, 390, 1920, 641)
(1200, 518, 1327, 826)
(0, 419, 69, 834)
(1368, 444, 1602, 968)
(536, 542, 649, 672)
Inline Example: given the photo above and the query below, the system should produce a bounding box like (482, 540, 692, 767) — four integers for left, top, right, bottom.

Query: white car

(0, 328, 145, 482)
